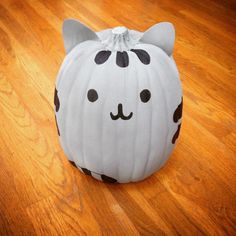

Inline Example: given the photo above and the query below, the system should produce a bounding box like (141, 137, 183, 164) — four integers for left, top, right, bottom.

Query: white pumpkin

(54, 19, 183, 183)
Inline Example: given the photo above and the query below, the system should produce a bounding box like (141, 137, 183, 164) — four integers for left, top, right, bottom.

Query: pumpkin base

(69, 160, 118, 184)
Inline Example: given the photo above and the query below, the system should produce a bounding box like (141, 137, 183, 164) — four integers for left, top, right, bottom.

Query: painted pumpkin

(54, 19, 183, 183)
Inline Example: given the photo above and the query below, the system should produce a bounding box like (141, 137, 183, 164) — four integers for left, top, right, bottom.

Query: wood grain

(0, 0, 235, 235)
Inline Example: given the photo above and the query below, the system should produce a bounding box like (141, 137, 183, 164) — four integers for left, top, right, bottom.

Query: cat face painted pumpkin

(54, 20, 183, 183)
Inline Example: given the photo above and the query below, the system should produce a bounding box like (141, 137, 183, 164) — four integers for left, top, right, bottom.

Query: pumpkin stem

(102, 26, 134, 51)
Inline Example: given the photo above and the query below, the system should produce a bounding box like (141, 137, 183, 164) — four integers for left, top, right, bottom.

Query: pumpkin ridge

(142, 66, 153, 178)
(122, 65, 127, 182)
(83, 54, 112, 173)
(56, 59, 72, 89)
(151, 56, 170, 167)
(130, 64, 140, 182)
(117, 60, 127, 181)
(99, 64, 112, 179)
(81, 59, 102, 170)
(58, 45, 102, 164)
(64, 52, 97, 167)
(56, 58, 82, 163)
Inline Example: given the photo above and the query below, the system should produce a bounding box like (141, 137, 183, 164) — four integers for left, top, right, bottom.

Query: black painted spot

(54, 88, 60, 112)
(55, 115, 60, 136)
(95, 50, 112, 64)
(173, 98, 183, 123)
(131, 49, 150, 65)
(140, 89, 151, 103)
(69, 160, 77, 167)
(101, 174, 117, 183)
(87, 89, 98, 102)
(172, 124, 181, 144)
(116, 51, 129, 67)
(81, 168, 92, 176)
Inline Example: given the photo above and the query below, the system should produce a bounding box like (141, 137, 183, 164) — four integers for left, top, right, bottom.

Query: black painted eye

(87, 89, 98, 102)
(140, 89, 151, 103)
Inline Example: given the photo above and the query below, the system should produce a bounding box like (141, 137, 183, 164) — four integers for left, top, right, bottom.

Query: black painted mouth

(110, 103, 133, 120)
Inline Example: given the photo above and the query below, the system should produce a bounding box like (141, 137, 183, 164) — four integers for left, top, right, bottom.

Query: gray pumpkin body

(54, 21, 182, 183)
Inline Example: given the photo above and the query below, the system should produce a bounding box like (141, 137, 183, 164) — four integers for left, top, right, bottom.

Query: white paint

(55, 19, 182, 183)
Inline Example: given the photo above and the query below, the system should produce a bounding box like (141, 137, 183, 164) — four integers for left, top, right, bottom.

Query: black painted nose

(110, 103, 133, 120)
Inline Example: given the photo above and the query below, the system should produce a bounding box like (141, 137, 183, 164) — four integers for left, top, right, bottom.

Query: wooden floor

(0, 0, 235, 235)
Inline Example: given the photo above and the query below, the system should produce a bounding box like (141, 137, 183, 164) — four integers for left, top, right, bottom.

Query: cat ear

(139, 22, 175, 56)
(63, 19, 99, 54)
